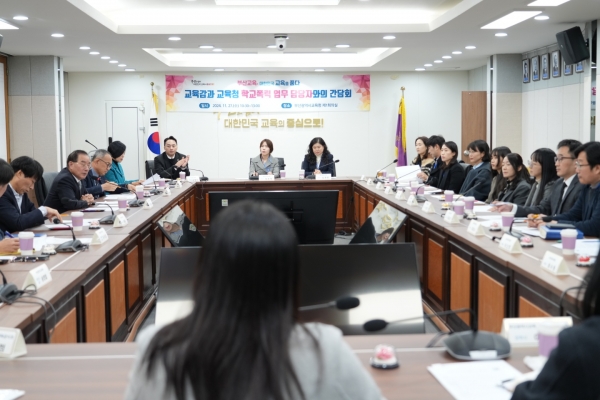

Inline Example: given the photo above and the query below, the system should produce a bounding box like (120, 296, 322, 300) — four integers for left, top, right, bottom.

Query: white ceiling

(0, 0, 597, 72)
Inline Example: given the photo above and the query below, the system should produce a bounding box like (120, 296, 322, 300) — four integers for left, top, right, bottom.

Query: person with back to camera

(124, 200, 383, 400)
(249, 138, 280, 178)
(301, 137, 336, 177)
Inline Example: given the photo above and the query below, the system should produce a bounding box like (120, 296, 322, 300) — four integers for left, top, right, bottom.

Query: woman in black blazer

(434, 141, 466, 193)
(301, 137, 336, 177)
(495, 153, 532, 206)
(459, 140, 492, 201)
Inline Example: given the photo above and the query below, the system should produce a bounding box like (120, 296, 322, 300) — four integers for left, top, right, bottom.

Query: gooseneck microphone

(374, 159, 398, 183)
(298, 296, 360, 312)
(99, 203, 116, 225)
(189, 168, 209, 181)
(148, 168, 161, 195)
(85, 140, 98, 149)
(306, 159, 339, 179)
(53, 218, 85, 253)
(455, 182, 482, 200)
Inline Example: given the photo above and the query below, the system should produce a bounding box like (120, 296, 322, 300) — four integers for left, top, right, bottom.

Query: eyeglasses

(554, 156, 574, 163)
(97, 159, 113, 169)
(575, 161, 590, 169)
(77, 161, 91, 169)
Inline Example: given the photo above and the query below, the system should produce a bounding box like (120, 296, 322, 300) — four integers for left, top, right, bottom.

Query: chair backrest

(145, 160, 155, 179)
(43, 172, 58, 194)
(278, 157, 285, 169)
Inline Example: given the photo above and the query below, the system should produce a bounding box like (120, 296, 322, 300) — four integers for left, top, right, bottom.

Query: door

(106, 102, 145, 180)
(461, 91, 487, 162)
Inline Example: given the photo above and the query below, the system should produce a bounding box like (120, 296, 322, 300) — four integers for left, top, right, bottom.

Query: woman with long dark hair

(411, 136, 434, 177)
(495, 153, 532, 205)
(459, 140, 492, 201)
(523, 148, 558, 207)
(432, 141, 465, 193)
(486, 146, 512, 203)
(301, 137, 336, 177)
(125, 201, 381, 400)
(512, 251, 600, 399)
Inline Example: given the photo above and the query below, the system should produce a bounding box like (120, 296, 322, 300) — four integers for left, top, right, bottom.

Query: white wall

(0, 62, 7, 160)
(66, 71, 468, 178)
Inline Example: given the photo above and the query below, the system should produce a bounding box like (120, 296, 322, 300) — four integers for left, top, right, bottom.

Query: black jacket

(552, 184, 600, 237)
(425, 157, 442, 186)
(301, 154, 336, 177)
(0, 186, 46, 233)
(497, 178, 531, 205)
(43, 168, 89, 213)
(459, 162, 492, 201)
(154, 152, 190, 180)
(435, 162, 466, 193)
(515, 176, 582, 217)
(83, 169, 129, 198)
(512, 316, 600, 400)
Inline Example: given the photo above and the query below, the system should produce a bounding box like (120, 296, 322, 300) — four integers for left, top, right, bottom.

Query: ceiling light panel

(528, 0, 569, 6)
(481, 11, 541, 29)
(215, 0, 340, 4)
(13, 16, 28, 21)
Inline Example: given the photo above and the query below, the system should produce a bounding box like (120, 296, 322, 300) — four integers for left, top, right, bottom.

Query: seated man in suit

(83, 149, 122, 198)
(0, 158, 20, 253)
(418, 135, 445, 186)
(0, 156, 62, 233)
(494, 140, 583, 219)
(154, 136, 190, 180)
(43, 150, 96, 213)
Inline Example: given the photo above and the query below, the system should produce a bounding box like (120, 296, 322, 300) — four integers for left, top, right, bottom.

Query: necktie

(561, 182, 568, 198)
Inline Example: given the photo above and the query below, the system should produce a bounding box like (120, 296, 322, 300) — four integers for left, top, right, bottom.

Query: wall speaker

(556, 27, 590, 65)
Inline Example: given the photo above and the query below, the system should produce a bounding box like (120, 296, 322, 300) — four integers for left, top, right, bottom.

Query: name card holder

(395, 189, 408, 201)
(501, 317, 573, 347)
(367, 179, 373, 185)
(187, 176, 200, 183)
(406, 195, 418, 206)
(113, 213, 129, 227)
(142, 199, 154, 210)
(467, 220, 485, 236)
(174, 180, 183, 188)
(22, 264, 52, 290)
(315, 174, 332, 180)
(384, 187, 392, 195)
(91, 228, 109, 245)
(541, 251, 569, 275)
(0, 328, 27, 359)
(360, 175, 366, 181)
(259, 175, 275, 181)
(163, 187, 171, 196)
(375, 182, 383, 190)
(499, 234, 522, 254)
(422, 201, 436, 214)
(443, 210, 460, 224)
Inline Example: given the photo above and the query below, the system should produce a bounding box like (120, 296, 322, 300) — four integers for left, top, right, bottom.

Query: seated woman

(249, 139, 280, 178)
(431, 141, 466, 193)
(459, 140, 492, 201)
(411, 136, 434, 178)
(495, 153, 532, 205)
(301, 137, 336, 177)
(486, 146, 512, 204)
(511, 253, 600, 399)
(104, 141, 143, 191)
(523, 148, 557, 207)
(125, 201, 383, 400)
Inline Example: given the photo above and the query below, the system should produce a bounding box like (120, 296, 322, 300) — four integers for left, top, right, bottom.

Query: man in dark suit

(0, 157, 62, 233)
(43, 150, 96, 213)
(154, 136, 190, 180)
(0, 158, 20, 254)
(418, 135, 445, 186)
(83, 149, 120, 198)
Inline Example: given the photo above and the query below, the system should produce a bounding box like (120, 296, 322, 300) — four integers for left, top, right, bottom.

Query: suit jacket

(154, 152, 190, 180)
(0, 187, 45, 233)
(83, 169, 129, 198)
(43, 168, 89, 213)
(497, 178, 531, 206)
(523, 180, 556, 208)
(301, 154, 336, 177)
(249, 155, 280, 178)
(512, 316, 600, 400)
(459, 162, 492, 201)
(552, 184, 600, 237)
(515, 177, 582, 217)
(104, 161, 137, 186)
(425, 157, 442, 186)
(435, 162, 466, 193)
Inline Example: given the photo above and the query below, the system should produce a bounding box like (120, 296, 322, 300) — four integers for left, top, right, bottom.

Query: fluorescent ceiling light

(534, 15, 549, 20)
(125, 68, 135, 71)
(481, 11, 541, 29)
(215, 0, 340, 4)
(90, 51, 100, 55)
(79, 46, 90, 50)
(442, 55, 451, 59)
(51, 33, 64, 37)
(383, 35, 395, 40)
(415, 68, 425, 71)
(13, 16, 28, 21)
(315, 69, 325, 71)
(465, 46, 476, 49)
(424, 63, 432, 67)
(452, 51, 462, 55)
(214, 68, 225, 71)
(336, 44, 350, 48)
(213, 48, 223, 52)
(169, 37, 181, 41)
(109, 60, 118, 63)
(0, 20, 19, 29)
(118, 64, 126, 67)
(495, 33, 508, 37)
(434, 60, 443, 63)
(199, 45, 214, 49)
(101, 56, 110, 59)
(528, 0, 569, 6)
(321, 48, 331, 52)
(267, 45, 276, 48)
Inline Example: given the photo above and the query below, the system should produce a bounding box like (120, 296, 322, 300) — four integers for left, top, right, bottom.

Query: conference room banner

(166, 74, 370, 113)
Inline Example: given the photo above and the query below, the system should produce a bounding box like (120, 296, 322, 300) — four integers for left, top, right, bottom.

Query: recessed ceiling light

(125, 69, 135, 72)
(13, 16, 28, 21)
(51, 33, 64, 38)
(495, 33, 508, 37)
(315, 69, 325, 72)
(214, 68, 225, 71)
(383, 35, 396, 40)
(89, 51, 100, 55)
(465, 46, 476, 50)
(434, 60, 443, 63)
(442, 55, 452, 59)
(169, 37, 181, 41)
(481, 11, 541, 29)
(215, 0, 340, 4)
(118, 64, 126, 67)
(213, 48, 223, 52)
(534, 15, 550, 20)
(528, 0, 569, 6)
(267, 45, 276, 48)
(79, 46, 90, 50)
(321, 48, 331, 52)
(0, 21, 18, 29)
(452, 51, 462, 55)
(424, 63, 433, 67)
(109, 60, 118, 63)
(415, 68, 425, 71)
(199, 45, 214, 49)
(336, 44, 350, 48)
(101, 56, 110, 59)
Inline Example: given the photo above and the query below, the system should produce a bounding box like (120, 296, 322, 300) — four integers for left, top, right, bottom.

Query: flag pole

(401, 86, 405, 98)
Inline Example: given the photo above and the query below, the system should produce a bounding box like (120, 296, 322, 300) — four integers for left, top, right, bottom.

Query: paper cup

(464, 196, 475, 211)
(453, 201, 465, 216)
(387, 174, 395, 183)
(560, 229, 578, 255)
(135, 185, 144, 199)
(71, 212, 84, 231)
(501, 212, 514, 231)
(280, 170, 286, 179)
(179, 171, 186, 180)
(118, 197, 128, 212)
(444, 190, 454, 202)
(18, 231, 34, 255)
(158, 179, 166, 188)
(299, 170, 305, 180)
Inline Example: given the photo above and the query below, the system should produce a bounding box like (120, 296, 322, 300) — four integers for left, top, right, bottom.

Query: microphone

(53, 218, 86, 253)
(148, 168, 161, 195)
(85, 140, 98, 149)
(374, 159, 398, 183)
(189, 168, 209, 181)
(98, 203, 116, 225)
(306, 159, 339, 179)
(298, 296, 360, 312)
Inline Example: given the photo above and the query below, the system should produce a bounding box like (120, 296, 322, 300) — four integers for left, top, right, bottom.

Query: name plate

(384, 186, 392, 195)
(142, 198, 154, 210)
(0, 328, 27, 359)
(367, 178, 373, 185)
(174, 180, 183, 188)
(187, 175, 200, 183)
(113, 213, 129, 227)
(395, 189, 408, 201)
(360, 175, 366, 181)
(422, 201, 436, 214)
(443, 210, 460, 224)
(91, 228, 109, 245)
(501, 317, 573, 347)
(499, 234, 522, 254)
(467, 220, 485, 236)
(259, 174, 275, 181)
(315, 174, 332, 180)
(375, 182, 383, 190)
(162, 187, 171, 196)
(541, 251, 569, 275)
(22, 263, 52, 290)
(406, 195, 418, 206)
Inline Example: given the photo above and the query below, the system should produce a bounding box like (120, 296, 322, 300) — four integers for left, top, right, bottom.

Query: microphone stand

(85, 140, 98, 149)
(374, 159, 398, 183)
(454, 182, 482, 201)
(53, 218, 86, 252)
(148, 168, 161, 195)
(99, 203, 116, 225)
(306, 159, 339, 179)
(188, 168, 209, 181)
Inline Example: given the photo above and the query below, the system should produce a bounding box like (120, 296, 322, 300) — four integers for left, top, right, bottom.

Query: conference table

(0, 177, 588, 344)
(0, 334, 538, 399)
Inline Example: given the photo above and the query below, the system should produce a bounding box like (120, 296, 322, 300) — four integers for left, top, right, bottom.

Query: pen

(4, 231, 14, 238)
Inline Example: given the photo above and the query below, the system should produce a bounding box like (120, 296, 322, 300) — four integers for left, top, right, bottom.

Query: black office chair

(145, 160, 155, 179)
(42, 172, 58, 193)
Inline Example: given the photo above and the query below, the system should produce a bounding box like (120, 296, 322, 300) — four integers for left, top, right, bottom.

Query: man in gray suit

(495, 139, 582, 219)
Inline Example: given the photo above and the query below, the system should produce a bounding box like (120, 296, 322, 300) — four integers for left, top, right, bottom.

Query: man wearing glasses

(82, 149, 125, 198)
(44, 150, 97, 213)
(154, 136, 190, 180)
